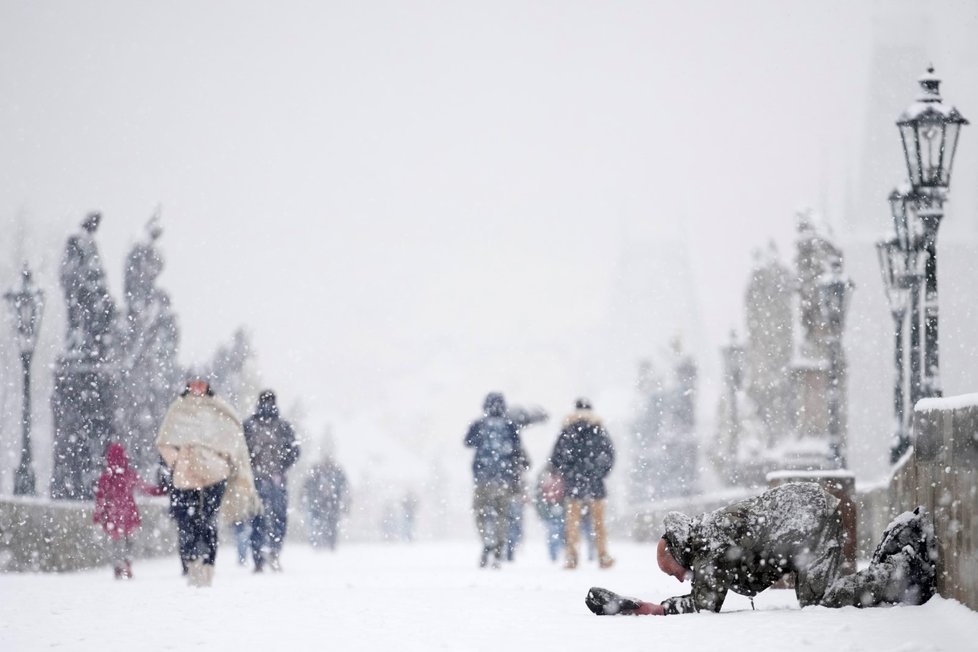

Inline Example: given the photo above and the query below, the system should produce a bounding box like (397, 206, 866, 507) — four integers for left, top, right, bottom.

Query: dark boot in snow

(822, 507, 938, 608)
(490, 545, 503, 569)
(113, 565, 124, 580)
(564, 550, 578, 570)
(122, 560, 133, 579)
(870, 506, 938, 605)
(586, 587, 643, 615)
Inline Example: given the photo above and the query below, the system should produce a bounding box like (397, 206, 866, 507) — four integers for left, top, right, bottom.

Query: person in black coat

(244, 390, 300, 572)
(550, 398, 614, 569)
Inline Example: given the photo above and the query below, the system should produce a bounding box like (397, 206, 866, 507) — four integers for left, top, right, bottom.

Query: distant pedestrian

(401, 491, 418, 542)
(464, 392, 529, 568)
(301, 454, 349, 550)
(534, 463, 565, 562)
(244, 390, 300, 571)
(93, 443, 164, 579)
(156, 379, 260, 587)
(550, 398, 615, 569)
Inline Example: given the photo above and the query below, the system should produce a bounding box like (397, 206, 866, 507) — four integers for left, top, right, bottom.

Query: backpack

(473, 416, 521, 482)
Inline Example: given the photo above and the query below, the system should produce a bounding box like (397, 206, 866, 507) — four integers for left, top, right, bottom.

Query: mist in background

(1, 1, 977, 535)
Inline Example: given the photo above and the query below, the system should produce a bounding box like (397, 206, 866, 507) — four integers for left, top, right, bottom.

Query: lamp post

(4, 265, 45, 495)
(877, 185, 925, 462)
(818, 256, 853, 469)
(895, 66, 968, 400)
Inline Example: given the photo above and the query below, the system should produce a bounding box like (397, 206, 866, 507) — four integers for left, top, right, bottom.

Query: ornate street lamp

(897, 66, 968, 192)
(896, 66, 968, 399)
(817, 256, 853, 469)
(4, 265, 45, 495)
(876, 233, 912, 462)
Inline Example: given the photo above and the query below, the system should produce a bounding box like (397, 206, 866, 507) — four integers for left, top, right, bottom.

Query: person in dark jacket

(464, 392, 529, 568)
(585, 482, 938, 616)
(301, 454, 349, 550)
(550, 398, 615, 569)
(244, 390, 300, 572)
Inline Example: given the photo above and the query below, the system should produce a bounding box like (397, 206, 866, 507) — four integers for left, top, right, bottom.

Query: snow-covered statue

(744, 243, 794, 447)
(116, 215, 182, 475)
(628, 359, 665, 505)
(791, 212, 849, 457)
(628, 339, 699, 502)
(712, 213, 852, 487)
(51, 212, 121, 499)
(197, 328, 260, 414)
(58, 212, 117, 361)
(794, 212, 843, 360)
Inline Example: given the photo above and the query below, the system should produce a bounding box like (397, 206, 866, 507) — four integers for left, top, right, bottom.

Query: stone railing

(883, 394, 978, 610)
(630, 487, 756, 542)
(0, 496, 176, 572)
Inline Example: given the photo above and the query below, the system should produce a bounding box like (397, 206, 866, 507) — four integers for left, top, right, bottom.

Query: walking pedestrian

(156, 379, 260, 587)
(301, 453, 349, 550)
(244, 390, 300, 572)
(550, 398, 615, 570)
(464, 392, 529, 568)
(93, 443, 164, 579)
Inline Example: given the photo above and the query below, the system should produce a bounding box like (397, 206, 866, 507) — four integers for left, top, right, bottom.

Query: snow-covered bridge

(2, 541, 976, 651)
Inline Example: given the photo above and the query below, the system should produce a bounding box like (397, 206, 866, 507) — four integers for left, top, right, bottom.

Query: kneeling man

(587, 483, 936, 616)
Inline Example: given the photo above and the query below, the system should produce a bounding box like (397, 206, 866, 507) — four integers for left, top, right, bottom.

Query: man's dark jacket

(660, 482, 843, 614)
(549, 409, 614, 500)
(244, 398, 299, 480)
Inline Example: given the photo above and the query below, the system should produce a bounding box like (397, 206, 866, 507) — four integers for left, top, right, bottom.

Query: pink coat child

(93, 443, 163, 579)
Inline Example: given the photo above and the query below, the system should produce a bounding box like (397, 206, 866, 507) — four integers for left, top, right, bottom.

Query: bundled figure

(550, 398, 615, 569)
(586, 482, 938, 616)
(534, 463, 566, 562)
(156, 379, 260, 587)
(503, 404, 548, 561)
(464, 392, 530, 568)
(301, 454, 349, 550)
(93, 443, 164, 579)
(244, 390, 300, 572)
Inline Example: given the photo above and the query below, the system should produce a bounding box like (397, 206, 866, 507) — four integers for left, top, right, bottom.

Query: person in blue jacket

(464, 392, 529, 569)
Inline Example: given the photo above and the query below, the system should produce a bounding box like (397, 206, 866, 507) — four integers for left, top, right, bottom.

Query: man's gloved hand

(586, 587, 665, 616)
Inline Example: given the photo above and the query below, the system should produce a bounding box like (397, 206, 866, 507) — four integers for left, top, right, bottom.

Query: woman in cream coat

(157, 379, 260, 587)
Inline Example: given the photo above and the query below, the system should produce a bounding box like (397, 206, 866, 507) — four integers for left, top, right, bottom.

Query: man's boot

(201, 563, 214, 587)
(491, 545, 502, 570)
(564, 550, 578, 570)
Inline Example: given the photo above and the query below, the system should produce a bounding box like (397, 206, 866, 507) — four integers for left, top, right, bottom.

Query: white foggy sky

(1, 1, 976, 480)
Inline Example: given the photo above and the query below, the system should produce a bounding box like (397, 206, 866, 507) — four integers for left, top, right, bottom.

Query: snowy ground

(2, 540, 977, 651)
